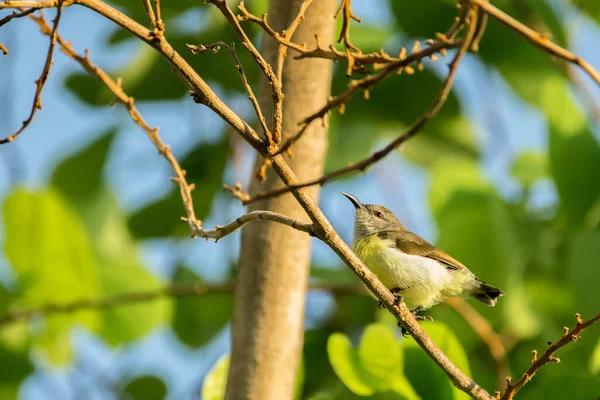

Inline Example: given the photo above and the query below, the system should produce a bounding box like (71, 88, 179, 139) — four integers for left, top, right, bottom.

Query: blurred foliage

(1, 0, 600, 399)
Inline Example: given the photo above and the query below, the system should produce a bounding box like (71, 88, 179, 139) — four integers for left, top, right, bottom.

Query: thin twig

(239, 17, 476, 205)
(499, 312, 600, 400)
(8, 0, 497, 397)
(208, 0, 282, 147)
(272, 39, 458, 158)
(0, 3, 63, 144)
(187, 42, 271, 141)
(446, 299, 510, 388)
(191, 210, 314, 241)
(27, 12, 202, 234)
(0, 283, 364, 327)
(140, 0, 156, 29)
(334, 0, 361, 75)
(0, 0, 69, 7)
(0, 6, 39, 27)
(469, 0, 600, 86)
(275, 0, 313, 84)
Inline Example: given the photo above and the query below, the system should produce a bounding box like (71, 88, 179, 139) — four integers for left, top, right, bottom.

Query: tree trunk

(224, 0, 336, 398)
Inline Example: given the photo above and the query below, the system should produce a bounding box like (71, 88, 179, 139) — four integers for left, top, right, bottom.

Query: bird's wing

(381, 230, 466, 271)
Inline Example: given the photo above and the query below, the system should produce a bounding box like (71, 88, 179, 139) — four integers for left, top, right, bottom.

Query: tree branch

(208, 0, 282, 147)
(446, 298, 510, 388)
(469, 0, 600, 87)
(0, 6, 39, 28)
(191, 210, 315, 241)
(4, 0, 500, 398)
(274, 0, 313, 84)
(27, 12, 203, 235)
(0, 3, 63, 144)
(187, 41, 270, 142)
(499, 312, 600, 400)
(236, 29, 471, 205)
(0, 283, 365, 328)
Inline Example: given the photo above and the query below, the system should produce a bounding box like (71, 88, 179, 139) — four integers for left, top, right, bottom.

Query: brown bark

(224, 0, 336, 398)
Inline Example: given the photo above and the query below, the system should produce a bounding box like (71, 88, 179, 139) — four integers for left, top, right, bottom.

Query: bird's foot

(397, 306, 433, 337)
(378, 288, 404, 309)
(414, 315, 434, 322)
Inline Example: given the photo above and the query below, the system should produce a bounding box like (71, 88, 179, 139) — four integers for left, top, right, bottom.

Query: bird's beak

(341, 192, 366, 210)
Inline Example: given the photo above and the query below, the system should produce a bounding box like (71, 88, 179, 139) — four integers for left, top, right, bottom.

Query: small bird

(342, 192, 504, 327)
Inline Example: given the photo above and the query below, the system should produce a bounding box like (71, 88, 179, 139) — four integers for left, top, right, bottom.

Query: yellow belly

(353, 235, 456, 310)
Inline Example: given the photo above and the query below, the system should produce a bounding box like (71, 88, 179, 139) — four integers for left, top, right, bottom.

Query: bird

(342, 192, 504, 329)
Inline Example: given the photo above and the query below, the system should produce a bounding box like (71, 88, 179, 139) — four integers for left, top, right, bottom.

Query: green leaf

(328, 332, 376, 396)
(511, 151, 548, 188)
(50, 128, 116, 212)
(358, 324, 402, 385)
(0, 341, 33, 400)
(327, 325, 419, 398)
(201, 353, 305, 400)
(128, 139, 229, 238)
(3, 188, 101, 364)
(591, 338, 600, 375)
(202, 354, 229, 400)
(98, 263, 172, 345)
(328, 67, 478, 171)
(567, 231, 600, 318)
(544, 81, 600, 227)
(430, 159, 540, 338)
(171, 267, 233, 348)
(122, 376, 167, 400)
(404, 322, 470, 400)
(572, 0, 600, 24)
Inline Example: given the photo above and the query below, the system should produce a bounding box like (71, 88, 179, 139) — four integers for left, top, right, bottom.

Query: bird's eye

(375, 211, 384, 219)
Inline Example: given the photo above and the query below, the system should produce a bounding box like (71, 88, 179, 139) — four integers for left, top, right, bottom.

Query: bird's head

(341, 192, 405, 240)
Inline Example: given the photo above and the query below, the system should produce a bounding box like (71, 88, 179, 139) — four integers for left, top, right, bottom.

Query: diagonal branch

(0, 3, 63, 144)
(275, 0, 313, 84)
(187, 41, 270, 141)
(9, 0, 496, 398)
(27, 12, 203, 234)
(499, 312, 600, 400)
(0, 6, 39, 28)
(469, 0, 600, 86)
(273, 39, 459, 158)
(237, 29, 472, 205)
(446, 298, 510, 388)
(208, 0, 281, 147)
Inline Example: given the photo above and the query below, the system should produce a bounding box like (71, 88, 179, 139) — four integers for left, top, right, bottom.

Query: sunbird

(342, 192, 504, 328)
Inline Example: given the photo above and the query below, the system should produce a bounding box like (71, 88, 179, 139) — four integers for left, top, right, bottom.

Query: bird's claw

(414, 315, 433, 322)
(378, 288, 404, 309)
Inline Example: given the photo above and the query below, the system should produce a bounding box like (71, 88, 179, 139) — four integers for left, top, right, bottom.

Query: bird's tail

(472, 282, 505, 306)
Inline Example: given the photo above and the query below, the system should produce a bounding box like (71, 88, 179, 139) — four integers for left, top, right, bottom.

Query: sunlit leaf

(404, 322, 470, 400)
(98, 262, 171, 346)
(4, 188, 100, 364)
(511, 151, 548, 188)
(591, 338, 600, 375)
(328, 332, 376, 396)
(358, 324, 402, 385)
(202, 354, 229, 400)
